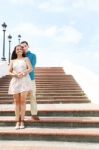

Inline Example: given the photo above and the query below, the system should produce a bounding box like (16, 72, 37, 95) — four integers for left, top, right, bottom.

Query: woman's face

(16, 46, 23, 56)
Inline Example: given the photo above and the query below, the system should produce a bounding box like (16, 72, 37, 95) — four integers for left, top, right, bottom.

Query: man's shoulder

(27, 51, 36, 65)
(27, 51, 36, 59)
(31, 53, 36, 60)
(28, 51, 36, 57)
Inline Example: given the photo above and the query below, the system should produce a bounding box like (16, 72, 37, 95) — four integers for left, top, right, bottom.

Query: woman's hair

(11, 45, 26, 60)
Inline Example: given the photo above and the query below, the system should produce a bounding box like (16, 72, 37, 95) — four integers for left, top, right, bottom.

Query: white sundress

(8, 59, 33, 95)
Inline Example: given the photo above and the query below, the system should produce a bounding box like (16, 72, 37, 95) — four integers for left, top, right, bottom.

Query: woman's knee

(13, 94, 20, 104)
(20, 92, 27, 104)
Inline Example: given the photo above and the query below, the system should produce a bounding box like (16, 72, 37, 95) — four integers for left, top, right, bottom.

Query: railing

(0, 61, 8, 78)
(63, 63, 99, 104)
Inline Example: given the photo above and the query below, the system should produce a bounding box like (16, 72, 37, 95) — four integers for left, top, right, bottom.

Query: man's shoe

(31, 115, 39, 120)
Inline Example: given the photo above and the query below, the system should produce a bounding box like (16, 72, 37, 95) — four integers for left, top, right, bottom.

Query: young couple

(8, 41, 39, 129)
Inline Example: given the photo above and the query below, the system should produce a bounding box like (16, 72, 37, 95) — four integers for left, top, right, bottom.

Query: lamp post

(18, 34, 21, 44)
(8, 34, 12, 64)
(1, 22, 7, 61)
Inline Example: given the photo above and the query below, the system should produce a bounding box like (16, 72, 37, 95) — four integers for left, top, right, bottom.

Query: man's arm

(31, 54, 36, 67)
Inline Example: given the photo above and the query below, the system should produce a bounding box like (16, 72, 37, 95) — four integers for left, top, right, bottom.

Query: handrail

(0, 61, 8, 78)
(63, 63, 99, 104)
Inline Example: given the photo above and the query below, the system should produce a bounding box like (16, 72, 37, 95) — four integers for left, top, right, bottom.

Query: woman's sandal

(20, 120, 25, 129)
(15, 121, 20, 130)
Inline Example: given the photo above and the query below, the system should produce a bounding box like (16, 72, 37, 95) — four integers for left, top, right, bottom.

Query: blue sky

(0, 0, 99, 75)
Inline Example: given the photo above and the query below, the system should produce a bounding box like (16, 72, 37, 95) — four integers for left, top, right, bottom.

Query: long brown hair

(11, 45, 26, 60)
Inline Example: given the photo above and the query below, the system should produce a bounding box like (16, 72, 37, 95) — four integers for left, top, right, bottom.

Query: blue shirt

(26, 51, 36, 80)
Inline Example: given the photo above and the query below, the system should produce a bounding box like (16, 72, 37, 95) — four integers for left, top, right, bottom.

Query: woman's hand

(17, 72, 24, 78)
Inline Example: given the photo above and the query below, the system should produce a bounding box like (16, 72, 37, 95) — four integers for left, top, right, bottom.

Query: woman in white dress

(8, 45, 33, 129)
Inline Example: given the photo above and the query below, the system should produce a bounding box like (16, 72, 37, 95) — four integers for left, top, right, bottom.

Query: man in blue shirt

(21, 41, 39, 120)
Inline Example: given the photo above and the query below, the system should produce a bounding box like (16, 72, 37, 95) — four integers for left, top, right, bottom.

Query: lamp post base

(1, 57, 6, 61)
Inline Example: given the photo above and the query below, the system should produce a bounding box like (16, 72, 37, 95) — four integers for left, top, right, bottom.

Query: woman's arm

(8, 60, 18, 77)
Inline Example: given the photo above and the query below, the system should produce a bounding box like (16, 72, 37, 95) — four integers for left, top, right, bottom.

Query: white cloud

(72, 0, 99, 11)
(12, 23, 82, 44)
(72, 0, 85, 9)
(0, 30, 2, 36)
(38, 0, 65, 13)
(12, 23, 57, 37)
(83, 33, 99, 60)
(93, 51, 99, 60)
(38, 0, 99, 13)
(10, 0, 34, 5)
(86, 0, 99, 11)
(56, 26, 82, 44)
(90, 33, 99, 48)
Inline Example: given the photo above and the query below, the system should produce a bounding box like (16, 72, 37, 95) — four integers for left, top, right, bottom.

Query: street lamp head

(8, 34, 12, 41)
(2, 22, 7, 31)
(18, 34, 21, 43)
(18, 34, 21, 39)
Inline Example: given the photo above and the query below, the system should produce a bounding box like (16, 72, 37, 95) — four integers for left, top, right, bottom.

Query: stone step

(36, 72, 65, 74)
(35, 66, 64, 69)
(0, 82, 81, 85)
(1, 75, 74, 78)
(0, 141, 99, 150)
(1, 74, 72, 78)
(35, 73, 67, 75)
(3, 77, 75, 81)
(35, 74, 73, 77)
(36, 82, 79, 85)
(1, 82, 78, 85)
(0, 78, 76, 81)
(0, 76, 75, 78)
(0, 97, 90, 102)
(1, 78, 76, 82)
(0, 84, 81, 87)
(35, 69, 65, 71)
(0, 103, 99, 117)
(1, 82, 80, 86)
(0, 99, 90, 104)
(36, 89, 84, 92)
(3, 78, 76, 82)
(0, 90, 85, 93)
(0, 87, 82, 90)
(0, 116, 99, 128)
(0, 127, 99, 142)
(36, 96, 88, 99)
(0, 92, 85, 96)
(39, 76, 75, 79)
(0, 92, 86, 96)
(0, 95, 88, 98)
(0, 89, 84, 93)
(37, 84, 80, 88)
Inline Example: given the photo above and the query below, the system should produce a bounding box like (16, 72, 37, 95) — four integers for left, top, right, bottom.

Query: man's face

(21, 43, 29, 53)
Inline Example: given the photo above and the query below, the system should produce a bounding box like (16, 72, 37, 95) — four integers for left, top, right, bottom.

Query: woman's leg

(13, 94, 20, 121)
(13, 94, 20, 128)
(20, 91, 27, 123)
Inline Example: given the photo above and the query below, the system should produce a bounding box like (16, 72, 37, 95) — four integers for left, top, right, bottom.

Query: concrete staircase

(0, 67, 99, 149)
(0, 67, 90, 104)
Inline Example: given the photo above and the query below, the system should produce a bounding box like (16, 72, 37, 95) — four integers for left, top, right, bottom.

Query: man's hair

(21, 41, 29, 46)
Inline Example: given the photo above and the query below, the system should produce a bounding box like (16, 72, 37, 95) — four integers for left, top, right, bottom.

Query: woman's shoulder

(10, 59, 15, 64)
(9, 59, 16, 67)
(24, 57, 30, 62)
